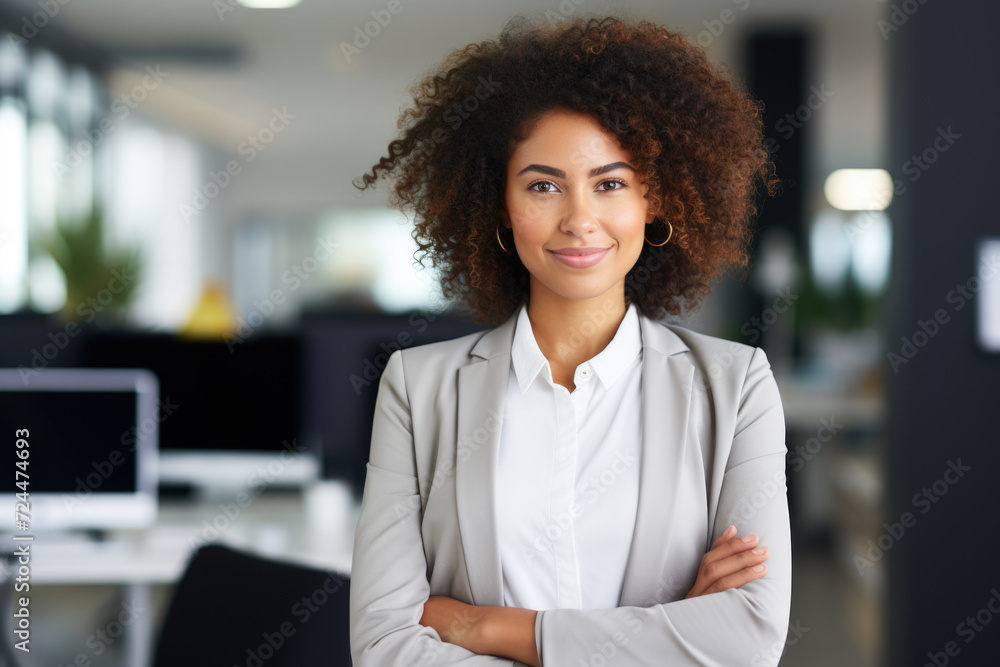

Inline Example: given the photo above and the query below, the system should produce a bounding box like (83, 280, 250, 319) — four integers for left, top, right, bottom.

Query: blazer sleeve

(531, 346, 792, 667)
(349, 349, 526, 666)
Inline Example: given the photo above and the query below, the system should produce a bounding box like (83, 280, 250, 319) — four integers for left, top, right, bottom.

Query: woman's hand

(419, 595, 489, 653)
(684, 524, 770, 599)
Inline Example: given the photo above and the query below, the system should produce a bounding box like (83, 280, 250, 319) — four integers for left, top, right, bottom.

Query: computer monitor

(0, 368, 158, 531)
(81, 333, 317, 490)
(300, 307, 488, 498)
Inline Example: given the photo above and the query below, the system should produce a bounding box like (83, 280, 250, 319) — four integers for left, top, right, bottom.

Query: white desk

(6, 481, 360, 667)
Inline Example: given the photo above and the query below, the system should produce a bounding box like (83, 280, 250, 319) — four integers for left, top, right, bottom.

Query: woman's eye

(528, 180, 626, 193)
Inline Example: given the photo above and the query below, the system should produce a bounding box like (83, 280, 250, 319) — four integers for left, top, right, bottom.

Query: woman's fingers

(700, 560, 769, 596)
(685, 528, 770, 599)
(700, 543, 769, 582)
(702, 527, 762, 567)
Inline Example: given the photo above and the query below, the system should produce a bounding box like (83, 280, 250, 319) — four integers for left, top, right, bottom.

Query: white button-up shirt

(496, 302, 643, 611)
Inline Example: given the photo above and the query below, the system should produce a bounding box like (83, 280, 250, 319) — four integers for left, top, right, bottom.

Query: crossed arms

(349, 347, 791, 666)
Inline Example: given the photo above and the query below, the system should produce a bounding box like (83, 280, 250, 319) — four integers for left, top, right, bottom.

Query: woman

(349, 15, 790, 667)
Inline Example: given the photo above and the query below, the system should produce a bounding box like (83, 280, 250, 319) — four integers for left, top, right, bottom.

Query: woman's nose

(561, 191, 597, 235)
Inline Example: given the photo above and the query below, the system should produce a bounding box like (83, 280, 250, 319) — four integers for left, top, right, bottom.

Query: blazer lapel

(617, 314, 694, 607)
(453, 308, 693, 609)
(455, 310, 518, 607)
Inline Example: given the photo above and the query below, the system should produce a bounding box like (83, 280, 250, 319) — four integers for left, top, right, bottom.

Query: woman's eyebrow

(516, 161, 636, 178)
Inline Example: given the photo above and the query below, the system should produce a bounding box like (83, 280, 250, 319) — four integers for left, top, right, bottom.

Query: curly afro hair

(355, 14, 779, 326)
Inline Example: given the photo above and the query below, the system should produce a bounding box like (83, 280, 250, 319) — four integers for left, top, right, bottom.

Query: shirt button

(580, 368, 589, 376)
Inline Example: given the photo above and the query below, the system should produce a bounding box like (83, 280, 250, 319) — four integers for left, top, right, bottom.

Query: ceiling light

(237, 0, 301, 8)
(824, 168, 893, 211)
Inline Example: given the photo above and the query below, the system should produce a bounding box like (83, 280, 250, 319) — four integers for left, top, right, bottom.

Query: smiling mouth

(548, 247, 612, 256)
(547, 247, 612, 268)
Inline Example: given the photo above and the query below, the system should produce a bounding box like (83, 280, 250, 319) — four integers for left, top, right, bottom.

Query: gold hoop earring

(645, 219, 673, 247)
(497, 219, 515, 254)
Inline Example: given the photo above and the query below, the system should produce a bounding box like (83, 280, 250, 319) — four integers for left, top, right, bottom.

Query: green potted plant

(43, 203, 144, 327)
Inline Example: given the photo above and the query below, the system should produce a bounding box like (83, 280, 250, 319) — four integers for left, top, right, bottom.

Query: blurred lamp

(824, 168, 893, 211)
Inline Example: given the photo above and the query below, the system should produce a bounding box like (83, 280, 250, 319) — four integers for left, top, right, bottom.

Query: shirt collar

(510, 302, 642, 395)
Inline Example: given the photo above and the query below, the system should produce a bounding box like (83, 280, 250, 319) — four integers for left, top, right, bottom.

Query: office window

(102, 119, 203, 331)
(0, 95, 28, 312)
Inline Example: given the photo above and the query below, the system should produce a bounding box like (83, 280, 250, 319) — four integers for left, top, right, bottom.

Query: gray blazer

(350, 307, 792, 666)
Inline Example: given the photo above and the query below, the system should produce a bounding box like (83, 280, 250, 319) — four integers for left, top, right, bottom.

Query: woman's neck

(525, 290, 628, 369)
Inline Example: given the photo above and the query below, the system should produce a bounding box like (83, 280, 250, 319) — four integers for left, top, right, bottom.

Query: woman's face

(502, 109, 652, 306)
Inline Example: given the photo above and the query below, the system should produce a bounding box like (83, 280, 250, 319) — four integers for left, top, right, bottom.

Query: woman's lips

(548, 247, 611, 268)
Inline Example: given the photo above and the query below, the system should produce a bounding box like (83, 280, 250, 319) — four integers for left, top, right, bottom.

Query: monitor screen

(1, 390, 137, 492)
(0, 368, 158, 531)
(82, 334, 301, 453)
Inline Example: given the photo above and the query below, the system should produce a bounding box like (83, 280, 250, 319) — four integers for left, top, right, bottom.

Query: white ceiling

(5, 0, 888, 219)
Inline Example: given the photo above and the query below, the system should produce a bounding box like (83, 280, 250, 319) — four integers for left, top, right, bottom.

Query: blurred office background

(0, 0, 997, 665)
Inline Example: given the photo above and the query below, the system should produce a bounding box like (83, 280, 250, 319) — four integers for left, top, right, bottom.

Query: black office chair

(153, 543, 351, 666)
